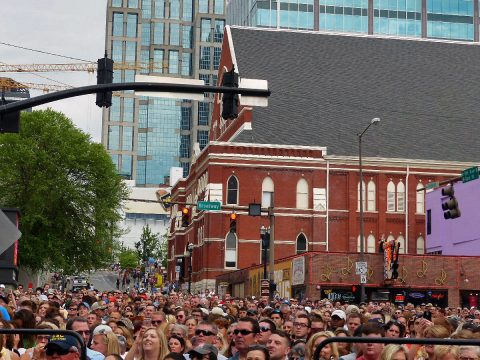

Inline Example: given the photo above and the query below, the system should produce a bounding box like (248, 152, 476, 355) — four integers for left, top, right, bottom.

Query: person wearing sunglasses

(66, 317, 104, 360)
(192, 322, 228, 360)
(258, 320, 275, 345)
(44, 335, 80, 360)
(229, 318, 260, 360)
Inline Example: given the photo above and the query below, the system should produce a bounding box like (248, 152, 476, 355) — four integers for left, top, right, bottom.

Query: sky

(2, 1, 108, 143)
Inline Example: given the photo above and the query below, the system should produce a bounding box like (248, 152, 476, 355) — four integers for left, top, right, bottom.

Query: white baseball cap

(331, 309, 346, 320)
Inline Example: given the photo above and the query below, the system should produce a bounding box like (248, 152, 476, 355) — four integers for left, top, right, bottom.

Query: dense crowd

(0, 283, 479, 360)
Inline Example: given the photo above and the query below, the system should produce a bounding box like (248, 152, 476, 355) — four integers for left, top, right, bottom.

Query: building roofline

(229, 25, 480, 47)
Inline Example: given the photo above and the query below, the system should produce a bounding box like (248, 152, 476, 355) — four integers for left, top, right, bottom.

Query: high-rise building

(102, 0, 226, 185)
(227, 0, 477, 42)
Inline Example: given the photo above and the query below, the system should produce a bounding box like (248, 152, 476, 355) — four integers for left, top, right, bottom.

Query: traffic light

(96, 53, 114, 108)
(0, 111, 20, 133)
(441, 185, 461, 219)
(229, 212, 237, 233)
(0, 95, 20, 133)
(182, 208, 190, 227)
(221, 67, 239, 120)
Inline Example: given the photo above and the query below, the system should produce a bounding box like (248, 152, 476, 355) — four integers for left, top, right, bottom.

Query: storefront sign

(321, 289, 357, 303)
(409, 292, 425, 299)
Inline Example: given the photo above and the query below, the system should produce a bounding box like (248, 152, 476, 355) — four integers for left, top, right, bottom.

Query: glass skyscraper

(227, 0, 478, 42)
(103, 0, 225, 185)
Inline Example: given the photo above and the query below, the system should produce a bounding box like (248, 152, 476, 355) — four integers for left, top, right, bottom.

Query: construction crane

(0, 62, 164, 73)
(0, 77, 72, 92)
(0, 60, 170, 94)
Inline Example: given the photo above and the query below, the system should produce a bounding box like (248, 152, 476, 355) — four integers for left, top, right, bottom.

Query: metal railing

(314, 336, 480, 360)
(0, 329, 86, 360)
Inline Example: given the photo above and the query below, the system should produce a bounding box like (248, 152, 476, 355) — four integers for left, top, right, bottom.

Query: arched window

(397, 181, 405, 212)
(387, 181, 395, 212)
(416, 236, 425, 254)
(416, 183, 425, 214)
(367, 180, 376, 211)
(367, 234, 376, 253)
(227, 176, 239, 205)
(397, 235, 406, 254)
(296, 178, 309, 209)
(262, 177, 274, 208)
(296, 233, 307, 254)
(225, 233, 237, 268)
(357, 180, 366, 211)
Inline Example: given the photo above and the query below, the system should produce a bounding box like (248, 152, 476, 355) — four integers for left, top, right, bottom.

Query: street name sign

(197, 201, 221, 211)
(462, 167, 479, 183)
(425, 182, 439, 190)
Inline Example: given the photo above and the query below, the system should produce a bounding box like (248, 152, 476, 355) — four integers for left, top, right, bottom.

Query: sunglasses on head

(233, 329, 255, 336)
(195, 329, 215, 336)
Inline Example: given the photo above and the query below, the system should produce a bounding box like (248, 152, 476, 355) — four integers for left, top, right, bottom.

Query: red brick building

(167, 27, 480, 306)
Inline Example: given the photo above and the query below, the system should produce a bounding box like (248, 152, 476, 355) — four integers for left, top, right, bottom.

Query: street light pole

(187, 243, 194, 294)
(358, 117, 380, 303)
(260, 226, 270, 279)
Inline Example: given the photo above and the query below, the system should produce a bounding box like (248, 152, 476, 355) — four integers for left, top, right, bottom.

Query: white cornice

(324, 155, 477, 170)
(210, 141, 327, 152)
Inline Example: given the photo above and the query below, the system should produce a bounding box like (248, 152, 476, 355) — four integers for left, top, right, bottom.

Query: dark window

(227, 176, 238, 204)
(427, 209, 431, 235)
(296, 233, 307, 254)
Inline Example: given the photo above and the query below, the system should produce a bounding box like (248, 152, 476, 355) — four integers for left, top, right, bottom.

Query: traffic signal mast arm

(0, 82, 271, 115)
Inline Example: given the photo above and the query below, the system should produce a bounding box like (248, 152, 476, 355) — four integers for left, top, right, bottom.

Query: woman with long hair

(0, 320, 20, 360)
(305, 331, 339, 360)
(114, 325, 134, 352)
(333, 328, 351, 356)
(141, 327, 169, 360)
(91, 326, 122, 360)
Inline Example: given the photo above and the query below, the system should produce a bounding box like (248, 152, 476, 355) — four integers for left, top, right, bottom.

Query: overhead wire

(0, 41, 93, 62)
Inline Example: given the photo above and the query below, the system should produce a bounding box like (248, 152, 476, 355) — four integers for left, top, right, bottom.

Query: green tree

(119, 249, 139, 269)
(135, 224, 161, 262)
(0, 109, 128, 273)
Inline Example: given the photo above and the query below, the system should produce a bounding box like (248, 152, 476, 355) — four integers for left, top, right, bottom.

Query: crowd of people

(0, 283, 479, 360)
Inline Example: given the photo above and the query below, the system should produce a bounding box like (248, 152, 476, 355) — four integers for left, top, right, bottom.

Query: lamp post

(186, 243, 194, 293)
(260, 225, 270, 279)
(358, 117, 380, 303)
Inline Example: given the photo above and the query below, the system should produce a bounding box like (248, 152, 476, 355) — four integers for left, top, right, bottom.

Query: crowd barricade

(0, 328, 86, 360)
(314, 336, 480, 360)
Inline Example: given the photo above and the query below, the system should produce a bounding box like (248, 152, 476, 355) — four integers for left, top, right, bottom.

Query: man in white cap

(329, 309, 347, 331)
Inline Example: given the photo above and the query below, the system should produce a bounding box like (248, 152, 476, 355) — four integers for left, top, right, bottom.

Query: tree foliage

(135, 224, 161, 262)
(119, 249, 139, 269)
(0, 109, 128, 273)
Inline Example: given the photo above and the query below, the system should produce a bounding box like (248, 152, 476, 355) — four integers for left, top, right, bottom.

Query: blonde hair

(306, 331, 339, 360)
(380, 344, 408, 360)
(434, 345, 459, 360)
(142, 327, 168, 360)
(103, 332, 121, 357)
(424, 325, 450, 339)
